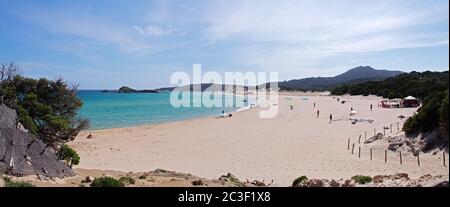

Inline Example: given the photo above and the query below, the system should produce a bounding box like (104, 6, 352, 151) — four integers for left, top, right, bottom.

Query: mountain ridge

(275, 66, 404, 91)
(153, 66, 404, 92)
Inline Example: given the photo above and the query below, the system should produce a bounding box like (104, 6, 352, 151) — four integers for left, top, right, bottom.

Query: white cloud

(203, 0, 449, 74)
(133, 24, 174, 36)
(14, 7, 154, 53)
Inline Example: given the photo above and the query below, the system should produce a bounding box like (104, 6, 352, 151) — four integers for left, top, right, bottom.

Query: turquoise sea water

(77, 90, 247, 130)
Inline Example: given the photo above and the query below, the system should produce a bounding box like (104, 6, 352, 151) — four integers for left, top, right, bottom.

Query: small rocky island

(101, 86, 159, 93)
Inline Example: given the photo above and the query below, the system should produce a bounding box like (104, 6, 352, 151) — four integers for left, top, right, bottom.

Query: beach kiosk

(402, 96, 420, 108)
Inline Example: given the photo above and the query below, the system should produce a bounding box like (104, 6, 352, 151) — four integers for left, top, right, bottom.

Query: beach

(70, 94, 449, 186)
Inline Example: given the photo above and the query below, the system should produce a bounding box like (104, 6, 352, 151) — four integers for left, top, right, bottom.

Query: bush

(0, 63, 89, 148)
(292, 176, 308, 186)
(119, 176, 136, 185)
(90, 177, 125, 187)
(57, 144, 80, 168)
(138, 175, 147, 179)
(439, 91, 449, 137)
(351, 175, 372, 184)
(3, 177, 35, 187)
(330, 71, 448, 100)
(403, 92, 445, 135)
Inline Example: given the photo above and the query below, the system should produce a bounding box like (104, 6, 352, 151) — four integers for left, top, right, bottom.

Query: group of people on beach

(312, 100, 374, 124)
(314, 102, 332, 123)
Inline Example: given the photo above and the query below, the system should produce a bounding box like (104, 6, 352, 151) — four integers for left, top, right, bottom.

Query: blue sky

(0, 0, 448, 89)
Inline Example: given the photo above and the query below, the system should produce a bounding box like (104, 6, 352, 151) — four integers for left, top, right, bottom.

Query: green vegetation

(119, 176, 136, 185)
(1, 63, 88, 168)
(90, 177, 125, 187)
(57, 144, 80, 168)
(439, 91, 449, 138)
(0, 63, 89, 149)
(331, 71, 449, 147)
(403, 91, 448, 135)
(331, 71, 448, 99)
(292, 176, 308, 186)
(3, 177, 35, 187)
(351, 175, 372, 184)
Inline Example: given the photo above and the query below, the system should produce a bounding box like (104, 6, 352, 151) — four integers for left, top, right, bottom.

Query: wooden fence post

(358, 135, 361, 144)
(385, 150, 387, 163)
(352, 144, 355, 154)
(390, 124, 392, 134)
(417, 153, 420, 166)
(383, 127, 386, 136)
(358, 146, 361, 158)
(365, 131, 367, 141)
(370, 148, 373, 160)
(347, 139, 350, 150)
(399, 151, 402, 165)
(444, 151, 447, 167)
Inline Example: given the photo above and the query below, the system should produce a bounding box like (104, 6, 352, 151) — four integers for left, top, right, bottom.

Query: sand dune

(71, 94, 449, 186)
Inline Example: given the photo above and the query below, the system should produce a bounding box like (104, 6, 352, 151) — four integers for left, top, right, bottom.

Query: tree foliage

(330, 70, 448, 142)
(403, 91, 446, 135)
(330, 71, 449, 100)
(57, 144, 80, 168)
(0, 63, 88, 148)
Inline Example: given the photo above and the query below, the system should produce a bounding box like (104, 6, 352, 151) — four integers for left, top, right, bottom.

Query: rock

(192, 179, 204, 186)
(219, 173, 240, 183)
(86, 134, 93, 139)
(117, 86, 158, 93)
(391, 173, 409, 180)
(251, 180, 266, 187)
(85, 176, 94, 183)
(329, 179, 340, 187)
(341, 179, 355, 187)
(388, 141, 403, 151)
(305, 179, 325, 187)
(373, 175, 388, 183)
(419, 174, 432, 181)
(364, 133, 384, 144)
(433, 181, 449, 187)
(218, 173, 245, 187)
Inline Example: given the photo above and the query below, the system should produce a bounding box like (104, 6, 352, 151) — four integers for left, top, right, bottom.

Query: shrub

(351, 175, 372, 184)
(292, 176, 308, 187)
(3, 177, 35, 187)
(119, 176, 136, 185)
(57, 144, 80, 168)
(138, 175, 147, 179)
(439, 90, 449, 137)
(90, 177, 125, 187)
(0, 64, 90, 148)
(403, 92, 445, 135)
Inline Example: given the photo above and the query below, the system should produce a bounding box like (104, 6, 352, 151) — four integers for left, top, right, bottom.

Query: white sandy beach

(71, 94, 449, 186)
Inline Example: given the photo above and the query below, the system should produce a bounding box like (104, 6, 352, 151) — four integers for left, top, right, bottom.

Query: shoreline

(71, 94, 449, 186)
(80, 91, 339, 132)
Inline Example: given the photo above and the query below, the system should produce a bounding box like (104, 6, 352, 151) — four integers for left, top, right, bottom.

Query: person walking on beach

(370, 104, 373, 111)
(313, 102, 316, 108)
(316, 109, 320, 118)
(329, 114, 333, 123)
(351, 107, 353, 111)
